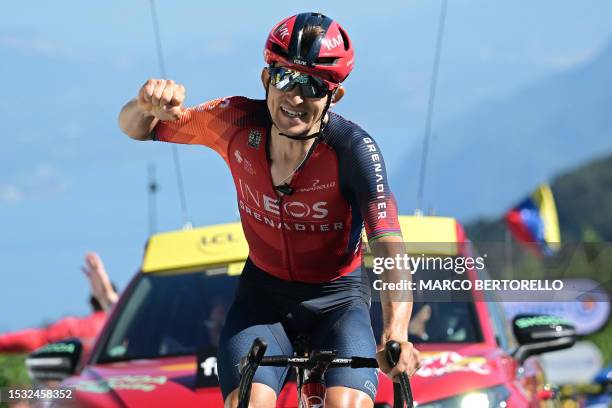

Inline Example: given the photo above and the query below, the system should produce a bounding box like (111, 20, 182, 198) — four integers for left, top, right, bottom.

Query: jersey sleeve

(347, 134, 402, 241)
(152, 96, 245, 163)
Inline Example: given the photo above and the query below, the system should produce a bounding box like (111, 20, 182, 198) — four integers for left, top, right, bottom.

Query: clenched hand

(137, 78, 186, 121)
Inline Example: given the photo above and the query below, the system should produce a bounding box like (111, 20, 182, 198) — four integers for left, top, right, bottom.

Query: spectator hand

(81, 252, 119, 311)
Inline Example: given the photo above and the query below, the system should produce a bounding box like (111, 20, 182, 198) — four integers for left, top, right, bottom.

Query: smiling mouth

(280, 105, 306, 119)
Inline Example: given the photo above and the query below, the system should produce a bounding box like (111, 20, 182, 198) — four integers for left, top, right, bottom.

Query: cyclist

(118, 12, 420, 408)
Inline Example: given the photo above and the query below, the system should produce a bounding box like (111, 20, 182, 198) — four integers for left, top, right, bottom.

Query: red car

(28, 217, 575, 407)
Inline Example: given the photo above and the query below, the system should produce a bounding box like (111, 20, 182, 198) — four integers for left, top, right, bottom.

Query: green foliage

(582, 226, 602, 243)
(554, 154, 612, 241)
(515, 252, 544, 279)
(465, 218, 506, 243)
(0, 354, 30, 387)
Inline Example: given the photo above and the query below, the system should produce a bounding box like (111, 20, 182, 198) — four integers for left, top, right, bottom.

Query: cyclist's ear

(261, 68, 270, 90)
(330, 86, 345, 107)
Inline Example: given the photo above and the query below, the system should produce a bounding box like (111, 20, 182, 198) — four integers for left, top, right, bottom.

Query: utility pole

(148, 163, 158, 235)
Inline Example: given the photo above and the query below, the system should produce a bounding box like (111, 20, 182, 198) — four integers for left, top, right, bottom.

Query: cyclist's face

(262, 67, 344, 136)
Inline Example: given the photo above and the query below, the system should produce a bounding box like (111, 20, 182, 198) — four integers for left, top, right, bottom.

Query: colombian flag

(505, 184, 561, 256)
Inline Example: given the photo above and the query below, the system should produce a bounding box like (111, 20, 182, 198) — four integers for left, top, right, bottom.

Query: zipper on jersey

(264, 128, 293, 280)
(276, 195, 295, 281)
(264, 129, 320, 281)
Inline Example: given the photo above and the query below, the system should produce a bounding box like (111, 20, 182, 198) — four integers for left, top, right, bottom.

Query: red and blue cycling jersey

(154, 96, 401, 283)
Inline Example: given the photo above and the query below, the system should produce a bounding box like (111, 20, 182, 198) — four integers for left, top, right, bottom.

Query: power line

(149, 0, 167, 77)
(416, 0, 448, 213)
(148, 0, 192, 229)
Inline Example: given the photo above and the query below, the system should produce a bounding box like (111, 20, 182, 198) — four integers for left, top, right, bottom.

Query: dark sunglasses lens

(299, 83, 326, 98)
(306, 76, 329, 97)
(269, 67, 329, 97)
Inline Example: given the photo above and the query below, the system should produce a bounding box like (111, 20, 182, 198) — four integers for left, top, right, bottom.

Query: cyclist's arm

(344, 132, 411, 339)
(118, 79, 185, 141)
(370, 235, 411, 344)
(120, 84, 242, 162)
(343, 131, 420, 377)
(118, 98, 160, 141)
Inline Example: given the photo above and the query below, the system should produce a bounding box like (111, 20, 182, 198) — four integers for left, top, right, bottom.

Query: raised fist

(137, 78, 186, 121)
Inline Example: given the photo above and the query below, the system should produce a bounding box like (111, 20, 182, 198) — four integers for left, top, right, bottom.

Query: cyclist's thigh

(312, 300, 379, 401)
(217, 296, 293, 400)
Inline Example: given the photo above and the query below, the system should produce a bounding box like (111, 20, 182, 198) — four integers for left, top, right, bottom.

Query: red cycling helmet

(264, 12, 355, 87)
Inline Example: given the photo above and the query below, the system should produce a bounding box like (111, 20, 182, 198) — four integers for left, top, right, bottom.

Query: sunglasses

(268, 66, 334, 98)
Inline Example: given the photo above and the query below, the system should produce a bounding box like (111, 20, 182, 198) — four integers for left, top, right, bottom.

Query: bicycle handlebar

(255, 355, 379, 368)
(238, 338, 414, 408)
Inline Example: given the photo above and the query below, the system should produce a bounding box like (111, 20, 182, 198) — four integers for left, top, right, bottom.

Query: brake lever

(385, 340, 414, 408)
(239, 337, 267, 374)
(238, 338, 268, 408)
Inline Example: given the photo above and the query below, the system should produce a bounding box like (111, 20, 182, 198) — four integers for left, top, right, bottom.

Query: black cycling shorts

(217, 258, 379, 401)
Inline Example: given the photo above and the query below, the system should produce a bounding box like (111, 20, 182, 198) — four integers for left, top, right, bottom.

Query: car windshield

(370, 301, 481, 344)
(366, 257, 483, 344)
(98, 263, 482, 363)
(98, 270, 238, 363)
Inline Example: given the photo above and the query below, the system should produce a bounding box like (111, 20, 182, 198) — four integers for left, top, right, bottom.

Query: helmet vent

(338, 27, 350, 51)
(270, 43, 288, 59)
(315, 57, 337, 66)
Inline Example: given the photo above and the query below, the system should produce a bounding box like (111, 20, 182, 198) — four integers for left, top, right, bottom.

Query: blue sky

(2, 0, 612, 331)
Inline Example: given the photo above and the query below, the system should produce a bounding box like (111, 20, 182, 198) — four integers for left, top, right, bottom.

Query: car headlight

(416, 385, 510, 408)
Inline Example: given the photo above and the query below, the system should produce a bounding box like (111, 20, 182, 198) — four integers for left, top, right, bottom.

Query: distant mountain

(393, 39, 612, 221)
(465, 152, 612, 242)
